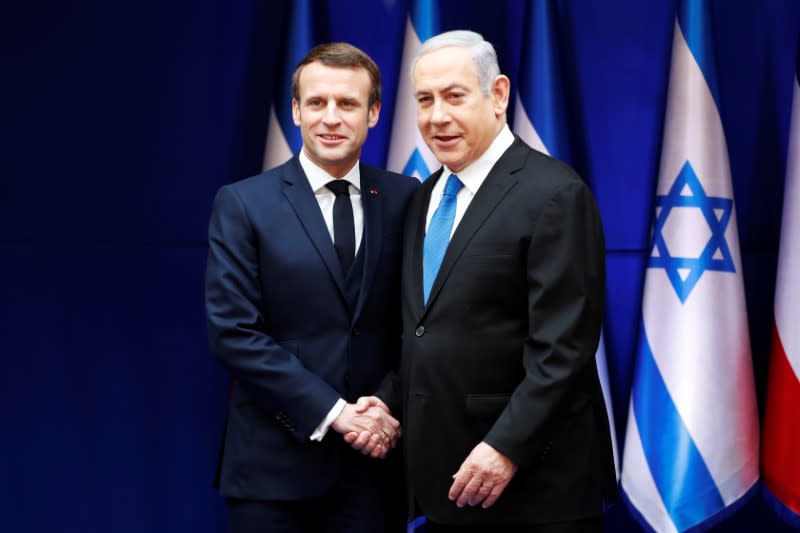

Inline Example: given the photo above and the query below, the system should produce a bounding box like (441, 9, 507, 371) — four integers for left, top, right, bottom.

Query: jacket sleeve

(483, 179, 605, 466)
(205, 185, 341, 442)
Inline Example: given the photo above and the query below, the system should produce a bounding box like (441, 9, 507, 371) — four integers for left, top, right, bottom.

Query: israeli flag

(761, 38, 800, 528)
(386, 0, 439, 180)
(512, 0, 618, 477)
(262, 0, 317, 170)
(621, 1, 759, 531)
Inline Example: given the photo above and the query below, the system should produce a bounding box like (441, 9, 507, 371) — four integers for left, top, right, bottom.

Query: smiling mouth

(319, 134, 345, 141)
(432, 135, 460, 147)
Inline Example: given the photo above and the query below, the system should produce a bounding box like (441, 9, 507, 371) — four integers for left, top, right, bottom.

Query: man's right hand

(332, 398, 400, 458)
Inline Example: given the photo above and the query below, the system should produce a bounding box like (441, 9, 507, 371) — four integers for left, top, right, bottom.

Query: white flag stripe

(263, 105, 293, 171)
(775, 74, 800, 377)
(658, 22, 734, 200)
(595, 331, 619, 477)
(387, 17, 438, 178)
(512, 94, 548, 155)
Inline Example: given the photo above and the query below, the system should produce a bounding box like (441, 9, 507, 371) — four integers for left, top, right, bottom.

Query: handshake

(331, 396, 400, 459)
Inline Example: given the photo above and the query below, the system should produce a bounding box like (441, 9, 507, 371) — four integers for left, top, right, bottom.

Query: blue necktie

(326, 180, 355, 274)
(423, 174, 463, 304)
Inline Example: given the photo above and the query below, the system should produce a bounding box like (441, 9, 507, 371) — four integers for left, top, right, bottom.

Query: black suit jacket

(206, 156, 417, 500)
(380, 137, 617, 526)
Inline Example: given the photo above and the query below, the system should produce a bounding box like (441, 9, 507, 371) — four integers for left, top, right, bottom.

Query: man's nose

(430, 100, 449, 125)
(322, 102, 341, 125)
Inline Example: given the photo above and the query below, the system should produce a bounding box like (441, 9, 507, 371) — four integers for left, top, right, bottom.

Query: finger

(456, 475, 484, 508)
(481, 482, 508, 509)
(448, 467, 469, 503)
(350, 431, 372, 451)
(369, 442, 386, 459)
(343, 432, 359, 444)
(468, 481, 493, 507)
(360, 433, 382, 455)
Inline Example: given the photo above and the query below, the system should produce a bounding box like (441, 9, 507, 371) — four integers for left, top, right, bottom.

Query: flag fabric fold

(262, 0, 320, 170)
(386, 0, 439, 180)
(620, 1, 760, 531)
(512, 0, 619, 478)
(761, 39, 800, 529)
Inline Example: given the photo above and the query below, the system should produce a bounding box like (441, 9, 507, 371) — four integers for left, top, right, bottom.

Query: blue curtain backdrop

(2, 1, 798, 531)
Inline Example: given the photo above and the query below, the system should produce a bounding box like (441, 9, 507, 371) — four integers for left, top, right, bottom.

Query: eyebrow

(414, 83, 470, 97)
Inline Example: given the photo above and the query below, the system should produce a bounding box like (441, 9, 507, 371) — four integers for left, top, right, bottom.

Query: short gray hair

(411, 30, 500, 94)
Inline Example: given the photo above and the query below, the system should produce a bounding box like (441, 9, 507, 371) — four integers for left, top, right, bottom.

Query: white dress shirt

(297, 150, 362, 440)
(425, 125, 515, 236)
(299, 150, 364, 253)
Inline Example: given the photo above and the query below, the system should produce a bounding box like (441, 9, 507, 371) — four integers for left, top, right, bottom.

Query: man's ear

(367, 101, 381, 128)
(292, 99, 301, 126)
(491, 75, 511, 116)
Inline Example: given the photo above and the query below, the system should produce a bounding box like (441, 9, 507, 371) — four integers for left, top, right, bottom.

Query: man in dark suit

(205, 42, 417, 533)
(371, 30, 617, 532)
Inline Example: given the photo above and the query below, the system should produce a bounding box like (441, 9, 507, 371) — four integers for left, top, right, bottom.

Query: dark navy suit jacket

(206, 155, 417, 500)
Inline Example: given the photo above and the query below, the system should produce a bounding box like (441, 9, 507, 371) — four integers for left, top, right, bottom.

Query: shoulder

(216, 158, 299, 202)
(361, 163, 420, 196)
(512, 140, 589, 197)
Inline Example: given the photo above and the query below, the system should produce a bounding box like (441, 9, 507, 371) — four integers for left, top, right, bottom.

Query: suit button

(352, 326, 360, 336)
(415, 326, 425, 337)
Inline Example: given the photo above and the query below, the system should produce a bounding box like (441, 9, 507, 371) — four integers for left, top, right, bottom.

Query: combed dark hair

(291, 42, 382, 107)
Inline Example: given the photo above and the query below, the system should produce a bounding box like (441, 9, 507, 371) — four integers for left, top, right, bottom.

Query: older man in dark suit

(365, 30, 617, 533)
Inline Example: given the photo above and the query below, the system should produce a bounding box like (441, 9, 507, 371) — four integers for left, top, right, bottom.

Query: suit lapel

(352, 166, 382, 322)
(423, 139, 529, 314)
(281, 156, 347, 301)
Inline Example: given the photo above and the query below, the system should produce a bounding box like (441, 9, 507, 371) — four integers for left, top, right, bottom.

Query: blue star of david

(403, 147, 431, 180)
(649, 161, 736, 303)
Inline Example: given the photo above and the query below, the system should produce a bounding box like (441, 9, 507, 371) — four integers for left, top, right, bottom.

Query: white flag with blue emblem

(512, 0, 619, 478)
(621, 1, 759, 531)
(262, 0, 317, 170)
(387, 0, 439, 180)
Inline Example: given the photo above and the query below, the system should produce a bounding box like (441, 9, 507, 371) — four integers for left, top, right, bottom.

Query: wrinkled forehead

(413, 47, 481, 88)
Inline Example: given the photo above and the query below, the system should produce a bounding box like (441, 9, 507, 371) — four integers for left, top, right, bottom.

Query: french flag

(761, 38, 800, 529)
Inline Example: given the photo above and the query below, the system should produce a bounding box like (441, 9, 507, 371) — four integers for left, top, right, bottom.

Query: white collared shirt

(298, 150, 364, 254)
(425, 125, 515, 236)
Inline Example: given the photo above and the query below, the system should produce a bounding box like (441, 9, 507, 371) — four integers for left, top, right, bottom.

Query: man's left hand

(448, 441, 518, 509)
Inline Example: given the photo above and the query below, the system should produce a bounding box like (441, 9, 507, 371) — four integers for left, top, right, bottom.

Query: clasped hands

(331, 396, 400, 459)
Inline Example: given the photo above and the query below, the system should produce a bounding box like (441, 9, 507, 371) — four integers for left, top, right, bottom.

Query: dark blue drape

(2, 1, 798, 531)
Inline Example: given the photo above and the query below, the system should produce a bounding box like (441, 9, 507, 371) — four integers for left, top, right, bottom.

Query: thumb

(354, 396, 378, 413)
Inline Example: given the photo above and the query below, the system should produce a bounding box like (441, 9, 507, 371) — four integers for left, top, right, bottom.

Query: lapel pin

(370, 187, 378, 196)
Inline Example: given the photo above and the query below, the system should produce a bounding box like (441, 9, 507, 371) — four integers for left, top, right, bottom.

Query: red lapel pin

(370, 187, 378, 196)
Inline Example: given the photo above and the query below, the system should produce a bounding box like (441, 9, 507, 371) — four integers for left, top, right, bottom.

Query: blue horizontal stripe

(275, 0, 316, 152)
(411, 0, 438, 42)
(518, 0, 571, 164)
(677, 0, 721, 112)
(632, 321, 725, 531)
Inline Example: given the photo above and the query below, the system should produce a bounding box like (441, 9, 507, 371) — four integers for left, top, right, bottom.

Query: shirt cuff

(309, 398, 346, 441)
